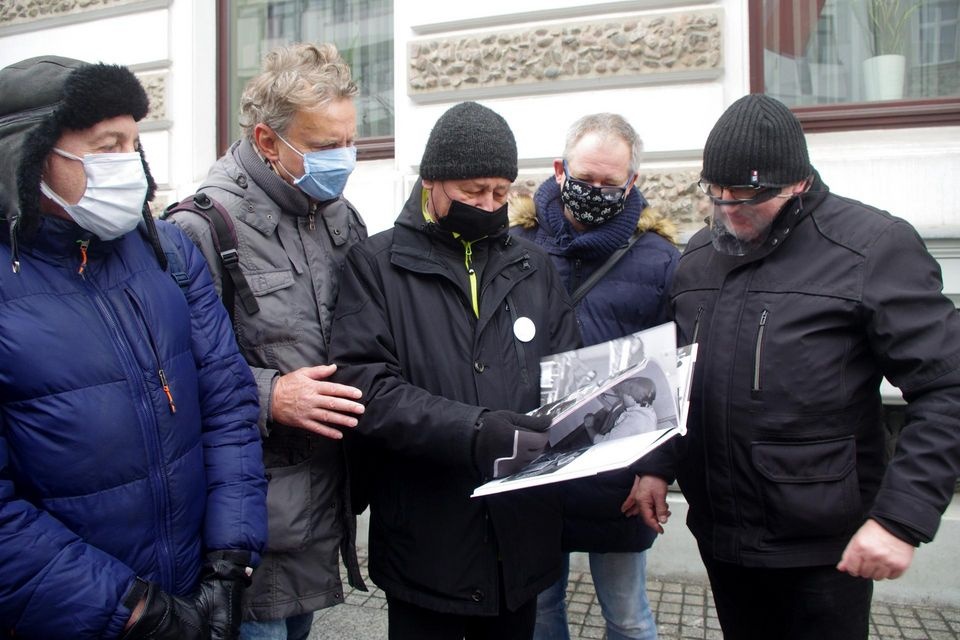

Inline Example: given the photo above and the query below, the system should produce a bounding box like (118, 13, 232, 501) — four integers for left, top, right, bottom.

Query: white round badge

(513, 316, 536, 343)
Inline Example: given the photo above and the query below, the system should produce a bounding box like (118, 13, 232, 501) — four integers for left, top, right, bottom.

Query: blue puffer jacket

(510, 177, 680, 552)
(0, 217, 268, 639)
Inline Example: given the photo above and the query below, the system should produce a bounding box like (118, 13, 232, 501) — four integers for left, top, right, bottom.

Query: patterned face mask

(560, 160, 633, 226)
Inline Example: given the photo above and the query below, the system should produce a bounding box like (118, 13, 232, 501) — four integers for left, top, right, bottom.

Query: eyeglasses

(697, 179, 780, 205)
(564, 160, 634, 203)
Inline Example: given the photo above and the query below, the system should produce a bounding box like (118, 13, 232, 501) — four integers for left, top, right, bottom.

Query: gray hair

(563, 113, 643, 175)
(239, 43, 358, 140)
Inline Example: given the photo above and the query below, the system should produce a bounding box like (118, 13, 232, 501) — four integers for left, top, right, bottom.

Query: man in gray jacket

(168, 43, 367, 640)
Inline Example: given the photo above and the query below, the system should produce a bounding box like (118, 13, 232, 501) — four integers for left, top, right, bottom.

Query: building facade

(2, 0, 958, 604)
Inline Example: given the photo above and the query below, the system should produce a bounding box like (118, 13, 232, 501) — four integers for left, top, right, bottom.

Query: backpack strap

(153, 223, 190, 292)
(163, 193, 260, 320)
(570, 229, 644, 306)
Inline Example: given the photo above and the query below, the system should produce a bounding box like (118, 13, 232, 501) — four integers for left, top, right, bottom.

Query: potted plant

(860, 0, 921, 100)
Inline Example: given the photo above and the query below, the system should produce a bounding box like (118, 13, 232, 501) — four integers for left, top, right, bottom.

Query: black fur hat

(0, 56, 158, 269)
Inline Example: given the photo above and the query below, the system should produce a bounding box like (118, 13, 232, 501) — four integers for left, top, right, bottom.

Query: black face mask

(435, 199, 508, 241)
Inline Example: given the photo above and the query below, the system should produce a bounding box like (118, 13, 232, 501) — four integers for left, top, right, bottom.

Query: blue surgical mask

(276, 133, 356, 202)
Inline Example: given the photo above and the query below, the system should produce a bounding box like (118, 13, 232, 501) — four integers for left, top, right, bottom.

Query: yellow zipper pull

(158, 368, 177, 414)
(463, 241, 479, 318)
(77, 239, 89, 277)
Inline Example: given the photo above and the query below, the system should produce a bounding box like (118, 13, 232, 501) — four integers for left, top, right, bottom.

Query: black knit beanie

(420, 102, 518, 181)
(701, 94, 811, 188)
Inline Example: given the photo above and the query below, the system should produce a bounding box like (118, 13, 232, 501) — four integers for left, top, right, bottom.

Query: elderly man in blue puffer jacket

(0, 56, 267, 639)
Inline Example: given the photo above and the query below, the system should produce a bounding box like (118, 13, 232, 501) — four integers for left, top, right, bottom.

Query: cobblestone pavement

(311, 554, 960, 639)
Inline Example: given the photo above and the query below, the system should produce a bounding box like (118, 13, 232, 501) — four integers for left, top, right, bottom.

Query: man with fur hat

(510, 112, 678, 640)
(0, 56, 267, 639)
(631, 94, 960, 639)
(329, 101, 581, 639)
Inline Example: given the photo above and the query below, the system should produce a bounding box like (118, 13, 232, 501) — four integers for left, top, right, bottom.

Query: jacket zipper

(571, 258, 582, 292)
(125, 288, 177, 413)
(753, 310, 768, 391)
(691, 305, 704, 345)
(77, 239, 89, 277)
(80, 269, 176, 587)
(462, 240, 479, 318)
(505, 294, 530, 386)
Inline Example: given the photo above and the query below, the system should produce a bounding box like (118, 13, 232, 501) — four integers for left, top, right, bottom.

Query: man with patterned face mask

(167, 43, 367, 640)
(0, 56, 267, 639)
(632, 94, 960, 639)
(510, 113, 679, 640)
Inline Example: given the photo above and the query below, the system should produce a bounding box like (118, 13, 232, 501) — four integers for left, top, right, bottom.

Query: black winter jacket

(657, 174, 960, 568)
(329, 182, 581, 614)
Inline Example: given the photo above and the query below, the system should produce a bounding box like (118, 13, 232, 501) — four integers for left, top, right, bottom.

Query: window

(217, 0, 394, 159)
(750, 0, 960, 131)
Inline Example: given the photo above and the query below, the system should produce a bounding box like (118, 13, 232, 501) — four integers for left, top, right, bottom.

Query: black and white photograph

(472, 322, 695, 497)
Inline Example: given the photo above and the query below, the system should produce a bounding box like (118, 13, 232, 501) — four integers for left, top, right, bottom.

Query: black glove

(121, 579, 207, 640)
(473, 410, 552, 479)
(194, 550, 254, 640)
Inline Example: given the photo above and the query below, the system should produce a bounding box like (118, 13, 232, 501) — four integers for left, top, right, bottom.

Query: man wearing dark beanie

(630, 94, 960, 639)
(329, 102, 581, 639)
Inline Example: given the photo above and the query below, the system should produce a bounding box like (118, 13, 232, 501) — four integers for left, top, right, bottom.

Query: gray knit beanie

(701, 94, 811, 188)
(420, 102, 518, 181)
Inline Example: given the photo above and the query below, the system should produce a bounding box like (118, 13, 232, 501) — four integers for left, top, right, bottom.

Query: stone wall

(408, 10, 721, 97)
(0, 0, 141, 26)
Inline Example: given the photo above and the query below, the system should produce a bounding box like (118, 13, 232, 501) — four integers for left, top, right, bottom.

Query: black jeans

(701, 553, 873, 640)
(386, 593, 537, 640)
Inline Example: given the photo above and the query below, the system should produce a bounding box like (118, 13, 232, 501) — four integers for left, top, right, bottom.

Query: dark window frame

(215, 0, 394, 160)
(748, 1, 960, 132)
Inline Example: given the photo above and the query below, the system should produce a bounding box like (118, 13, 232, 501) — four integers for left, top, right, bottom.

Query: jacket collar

(5, 212, 127, 269)
(234, 139, 314, 230)
(394, 179, 511, 251)
(391, 180, 523, 273)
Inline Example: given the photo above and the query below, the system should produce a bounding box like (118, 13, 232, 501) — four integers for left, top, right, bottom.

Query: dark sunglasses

(698, 179, 781, 205)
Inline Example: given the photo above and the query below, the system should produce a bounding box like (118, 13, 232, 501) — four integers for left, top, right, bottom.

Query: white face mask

(40, 147, 148, 240)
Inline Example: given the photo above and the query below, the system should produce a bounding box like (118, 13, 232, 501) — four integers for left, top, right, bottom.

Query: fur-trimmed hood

(0, 56, 158, 270)
(508, 186, 678, 245)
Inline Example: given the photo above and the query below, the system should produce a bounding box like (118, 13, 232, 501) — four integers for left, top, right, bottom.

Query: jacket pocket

(751, 436, 862, 543)
(264, 457, 313, 552)
(237, 268, 301, 348)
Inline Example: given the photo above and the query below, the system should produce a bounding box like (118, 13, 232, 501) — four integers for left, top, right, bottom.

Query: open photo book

(472, 321, 696, 497)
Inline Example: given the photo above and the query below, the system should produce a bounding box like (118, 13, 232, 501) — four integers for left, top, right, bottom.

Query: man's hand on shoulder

(837, 518, 916, 580)
(270, 364, 364, 439)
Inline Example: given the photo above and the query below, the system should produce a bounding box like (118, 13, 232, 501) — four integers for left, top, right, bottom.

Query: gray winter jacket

(168, 138, 367, 620)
